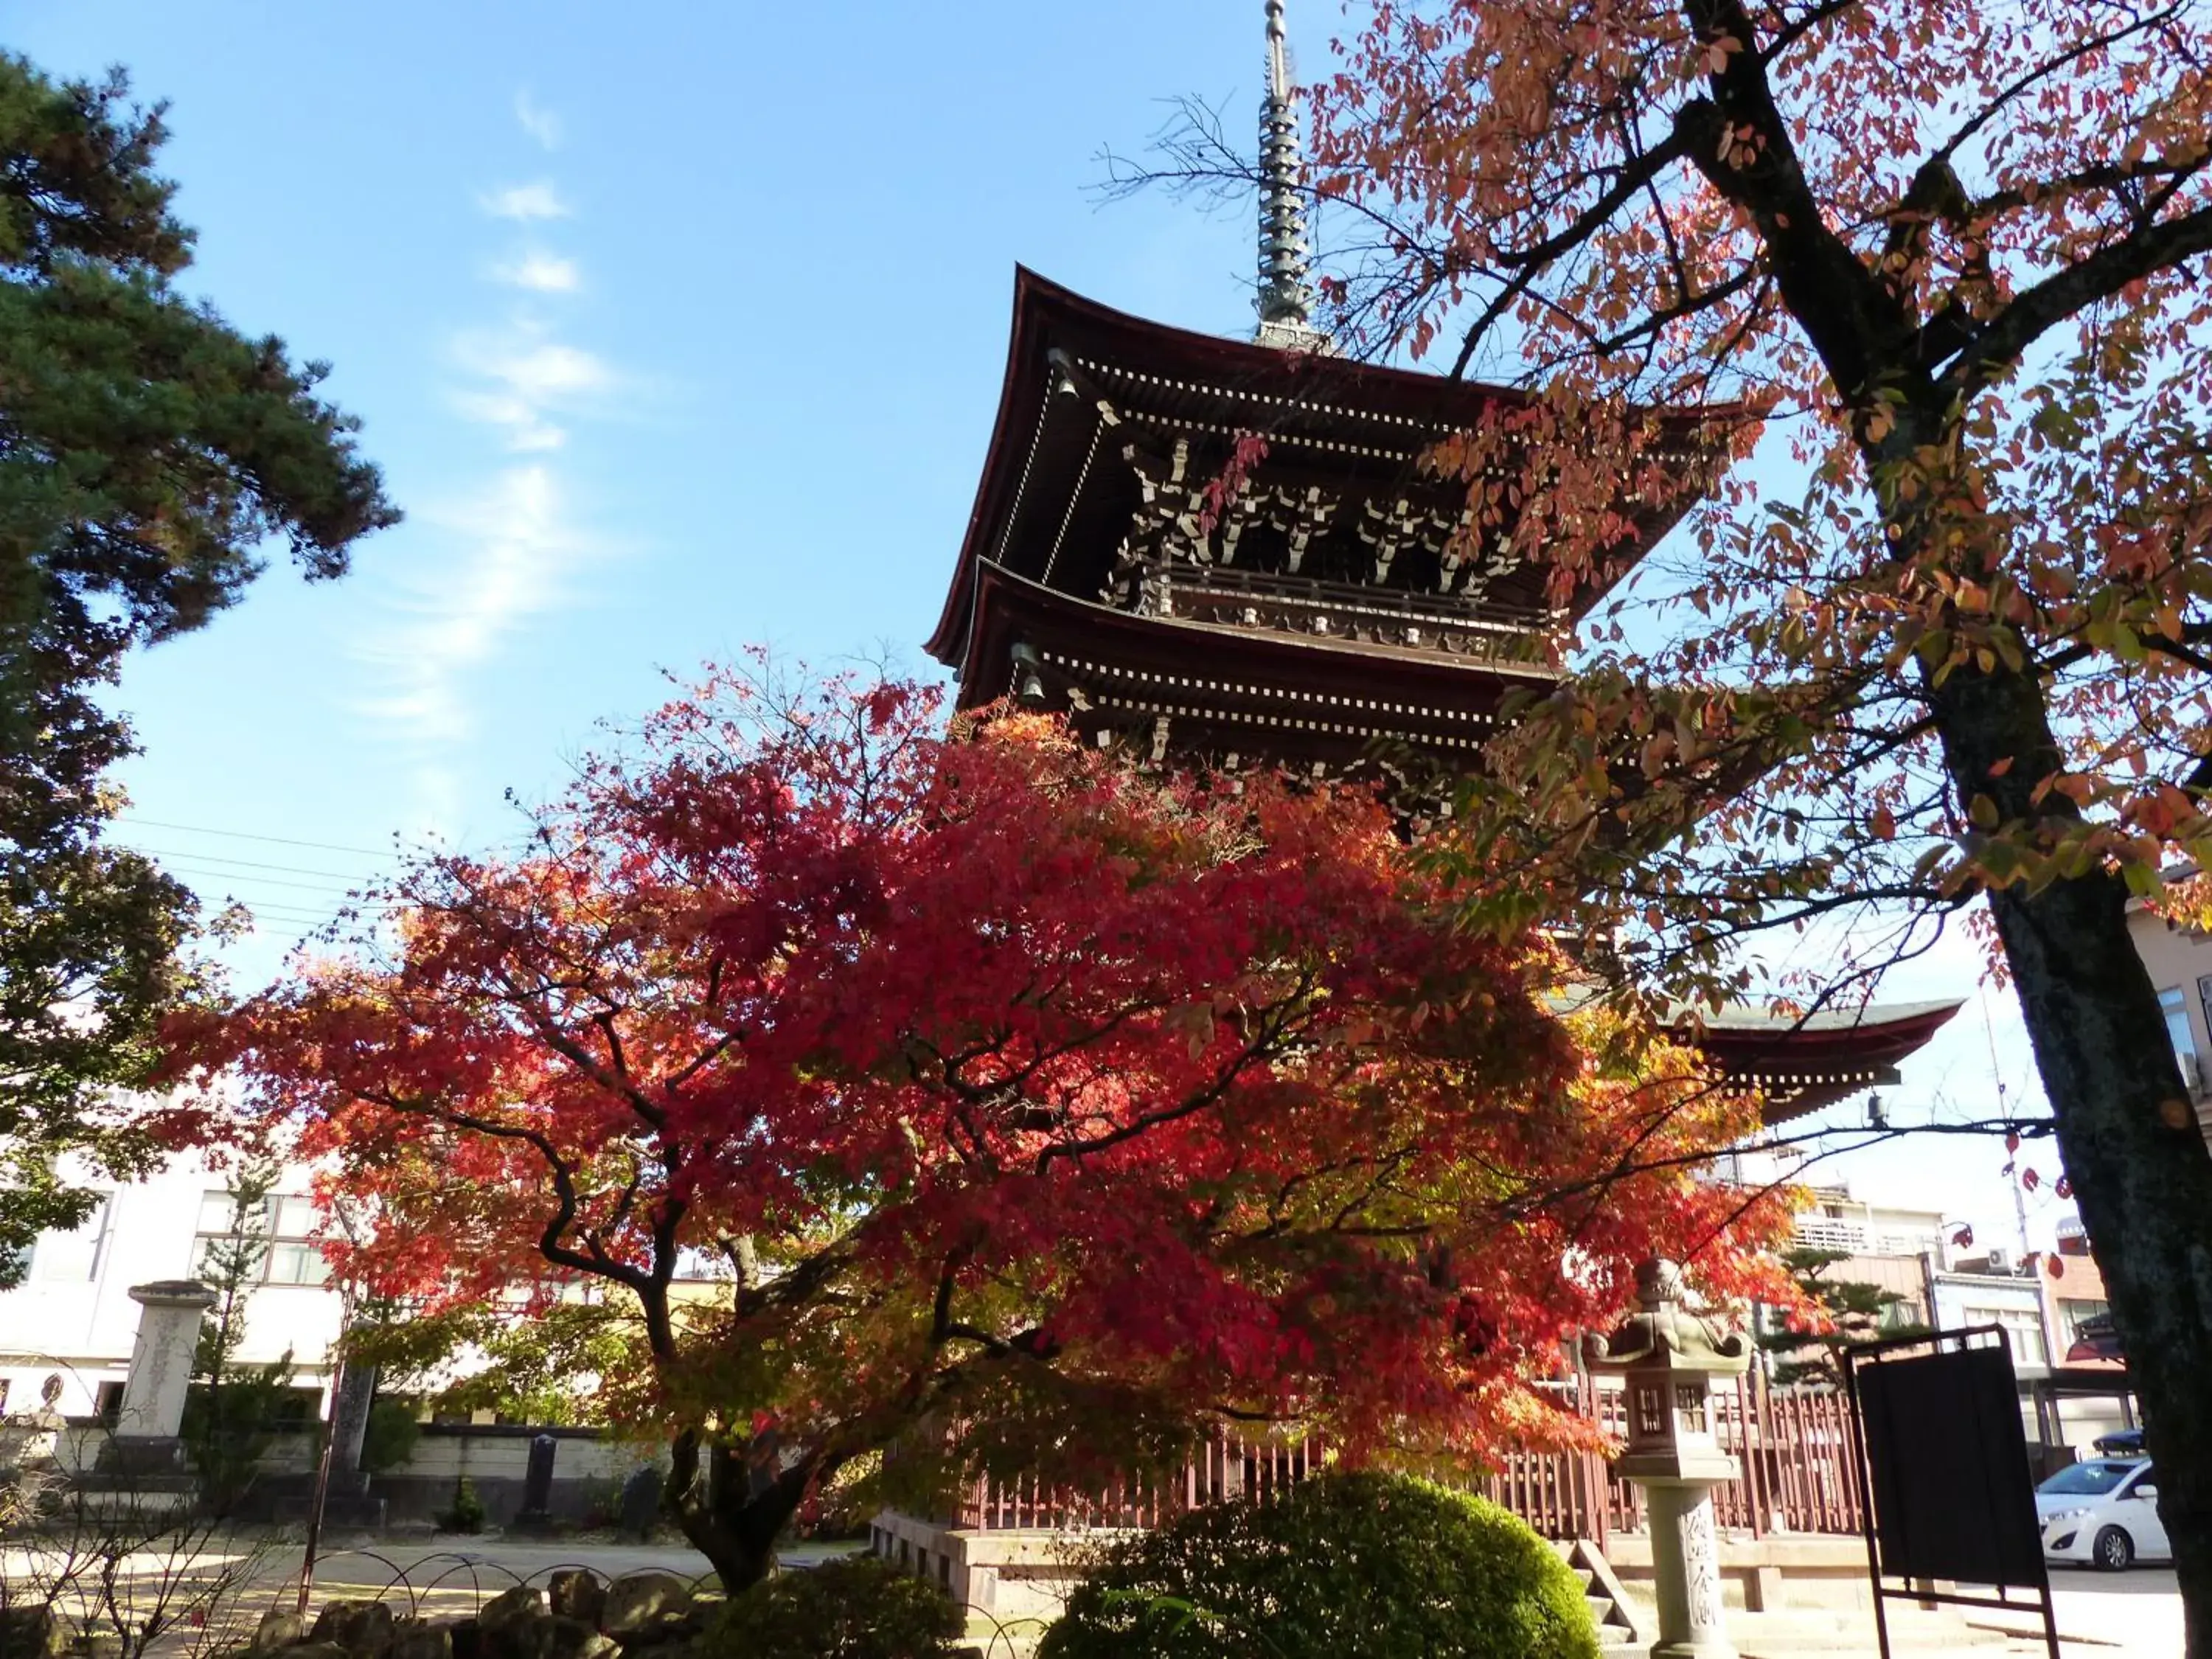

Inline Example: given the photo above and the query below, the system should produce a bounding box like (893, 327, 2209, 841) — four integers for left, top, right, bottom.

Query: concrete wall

(372, 1425, 664, 1527)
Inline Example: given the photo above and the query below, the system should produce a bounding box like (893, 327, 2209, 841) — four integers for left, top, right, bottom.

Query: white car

(2036, 1457, 2169, 1571)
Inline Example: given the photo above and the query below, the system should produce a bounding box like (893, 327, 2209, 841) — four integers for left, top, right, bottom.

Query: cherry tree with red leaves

(167, 661, 1784, 1590)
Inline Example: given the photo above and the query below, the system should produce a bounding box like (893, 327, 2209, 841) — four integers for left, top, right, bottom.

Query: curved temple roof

(927, 268, 1729, 711)
(1689, 998, 1966, 1125)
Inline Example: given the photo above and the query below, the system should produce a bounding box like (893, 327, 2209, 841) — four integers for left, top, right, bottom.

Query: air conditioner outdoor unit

(1984, 1246, 2013, 1276)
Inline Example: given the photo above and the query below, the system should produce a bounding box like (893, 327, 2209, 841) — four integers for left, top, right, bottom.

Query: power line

(127, 846, 383, 882)
(232, 907, 361, 930)
(220, 895, 356, 917)
(193, 891, 374, 919)
(161, 865, 369, 897)
(116, 815, 402, 860)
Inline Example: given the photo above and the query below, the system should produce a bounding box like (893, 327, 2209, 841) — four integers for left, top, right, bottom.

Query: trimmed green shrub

(441, 1475, 486, 1534)
(1038, 1470, 1601, 1659)
(359, 1397, 422, 1475)
(709, 1555, 962, 1659)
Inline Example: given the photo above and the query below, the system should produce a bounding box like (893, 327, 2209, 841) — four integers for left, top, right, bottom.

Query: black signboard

(1844, 1328, 2059, 1659)
(1855, 1344, 2044, 1585)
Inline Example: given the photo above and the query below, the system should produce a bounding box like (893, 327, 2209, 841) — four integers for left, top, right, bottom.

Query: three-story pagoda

(924, 1, 1959, 1121)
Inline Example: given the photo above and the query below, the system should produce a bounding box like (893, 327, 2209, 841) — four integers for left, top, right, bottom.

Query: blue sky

(10, 1, 2069, 1254)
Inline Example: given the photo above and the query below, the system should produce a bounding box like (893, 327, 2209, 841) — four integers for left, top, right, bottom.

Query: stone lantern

(1583, 1259, 1752, 1659)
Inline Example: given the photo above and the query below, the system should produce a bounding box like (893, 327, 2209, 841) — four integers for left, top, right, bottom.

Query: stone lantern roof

(1583, 1259, 1751, 1377)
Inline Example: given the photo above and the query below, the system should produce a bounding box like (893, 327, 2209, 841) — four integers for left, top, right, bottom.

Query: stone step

(1551, 1537, 1646, 1647)
(1694, 1607, 2012, 1657)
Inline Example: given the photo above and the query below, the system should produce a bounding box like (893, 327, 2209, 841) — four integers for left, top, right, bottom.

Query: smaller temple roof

(1695, 996, 1964, 1034)
(1688, 998, 1966, 1124)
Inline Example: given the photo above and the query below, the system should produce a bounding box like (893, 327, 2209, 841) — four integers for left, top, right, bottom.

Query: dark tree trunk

(662, 1427, 818, 1594)
(1927, 657, 2212, 1657)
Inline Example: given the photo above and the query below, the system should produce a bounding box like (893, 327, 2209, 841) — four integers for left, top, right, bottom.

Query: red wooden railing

(949, 1374, 1867, 1543)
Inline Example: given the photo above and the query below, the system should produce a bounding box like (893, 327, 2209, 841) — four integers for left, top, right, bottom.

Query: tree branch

(1938, 201, 2212, 398)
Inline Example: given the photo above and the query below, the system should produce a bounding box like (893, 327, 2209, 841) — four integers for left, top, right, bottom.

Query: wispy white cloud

(491, 249, 582, 293)
(352, 465, 596, 750)
(479, 180, 570, 220)
(449, 326, 612, 452)
(515, 90, 561, 150)
(350, 122, 625, 831)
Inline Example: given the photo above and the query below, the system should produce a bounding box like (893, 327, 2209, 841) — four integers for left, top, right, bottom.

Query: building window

(2160, 987, 2199, 1088)
(191, 1192, 329, 1287)
(1962, 1304, 2049, 1368)
(2059, 1298, 2112, 1351)
(30, 1195, 111, 1284)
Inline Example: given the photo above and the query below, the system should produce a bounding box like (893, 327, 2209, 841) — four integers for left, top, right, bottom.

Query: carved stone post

(329, 1361, 378, 1475)
(1583, 1259, 1752, 1659)
(111, 1280, 218, 1470)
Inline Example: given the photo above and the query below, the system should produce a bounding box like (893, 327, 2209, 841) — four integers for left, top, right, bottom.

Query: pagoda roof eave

(950, 560, 1550, 740)
(925, 266, 1740, 669)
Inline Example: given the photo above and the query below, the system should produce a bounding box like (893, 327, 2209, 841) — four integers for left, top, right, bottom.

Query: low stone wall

(870, 1510, 1887, 1623)
(373, 1427, 661, 1528)
(47, 1424, 320, 1478)
(870, 1511, 1135, 1624)
(18, 1420, 667, 1531)
(1600, 1531, 1878, 1613)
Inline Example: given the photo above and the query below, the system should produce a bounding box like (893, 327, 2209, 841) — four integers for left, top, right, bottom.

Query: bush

(441, 1475, 486, 1534)
(709, 1555, 962, 1659)
(359, 1397, 421, 1475)
(1037, 1470, 1601, 1659)
(793, 1451, 883, 1540)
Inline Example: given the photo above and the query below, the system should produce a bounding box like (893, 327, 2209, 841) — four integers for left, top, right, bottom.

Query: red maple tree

(167, 663, 1786, 1589)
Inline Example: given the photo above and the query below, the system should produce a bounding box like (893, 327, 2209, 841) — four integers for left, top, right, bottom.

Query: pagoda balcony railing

(1125, 561, 1561, 671)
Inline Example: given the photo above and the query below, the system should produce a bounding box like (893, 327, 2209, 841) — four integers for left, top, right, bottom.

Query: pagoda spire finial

(1256, 0, 1323, 348)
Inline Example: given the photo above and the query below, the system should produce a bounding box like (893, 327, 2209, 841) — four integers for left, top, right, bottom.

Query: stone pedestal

(108, 1280, 218, 1468)
(1643, 1481, 1733, 1659)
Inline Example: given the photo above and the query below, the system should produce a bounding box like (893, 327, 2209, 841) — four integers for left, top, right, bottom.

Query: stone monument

(106, 1280, 218, 1473)
(512, 1433, 558, 1532)
(327, 1361, 379, 1476)
(0, 1374, 67, 1476)
(1583, 1259, 1752, 1659)
(618, 1464, 662, 1540)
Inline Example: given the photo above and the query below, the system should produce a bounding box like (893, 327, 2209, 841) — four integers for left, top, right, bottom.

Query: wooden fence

(951, 1375, 1866, 1545)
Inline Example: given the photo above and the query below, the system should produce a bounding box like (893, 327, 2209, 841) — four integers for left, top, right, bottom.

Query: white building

(0, 1150, 343, 1421)
(2129, 875, 2212, 1147)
